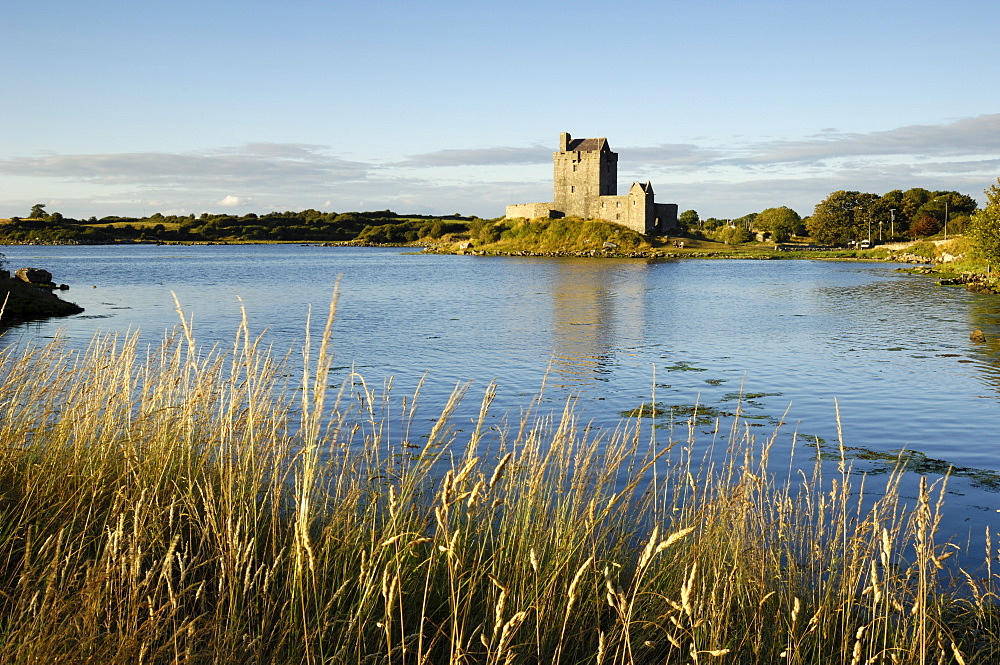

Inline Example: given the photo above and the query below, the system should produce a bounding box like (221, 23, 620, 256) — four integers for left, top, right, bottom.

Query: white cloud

(219, 195, 249, 207)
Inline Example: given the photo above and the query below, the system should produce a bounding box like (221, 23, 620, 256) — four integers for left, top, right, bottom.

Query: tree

(678, 209, 699, 230)
(807, 191, 863, 244)
(909, 214, 940, 238)
(901, 188, 932, 222)
(911, 191, 977, 230)
(29, 203, 46, 219)
(968, 178, 1000, 271)
(755, 206, 801, 242)
(806, 191, 885, 244)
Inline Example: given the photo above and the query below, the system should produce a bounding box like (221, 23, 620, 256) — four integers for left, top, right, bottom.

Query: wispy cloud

(0, 143, 371, 188)
(397, 145, 551, 167)
(617, 144, 724, 167)
(657, 114, 1000, 168)
(2, 116, 998, 219)
(741, 114, 1000, 164)
(393, 115, 1000, 177)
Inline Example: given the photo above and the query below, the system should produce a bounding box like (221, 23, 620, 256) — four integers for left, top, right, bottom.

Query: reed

(0, 298, 997, 664)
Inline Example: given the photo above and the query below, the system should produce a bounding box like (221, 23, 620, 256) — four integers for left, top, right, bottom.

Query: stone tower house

(506, 132, 677, 235)
(552, 132, 617, 218)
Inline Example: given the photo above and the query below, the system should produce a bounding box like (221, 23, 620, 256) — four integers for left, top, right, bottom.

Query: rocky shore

(0, 267, 84, 325)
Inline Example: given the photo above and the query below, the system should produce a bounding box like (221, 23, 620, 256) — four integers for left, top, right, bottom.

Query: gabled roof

(630, 181, 654, 194)
(566, 137, 611, 152)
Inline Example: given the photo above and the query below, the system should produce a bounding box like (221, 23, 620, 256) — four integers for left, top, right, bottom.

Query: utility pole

(890, 209, 895, 238)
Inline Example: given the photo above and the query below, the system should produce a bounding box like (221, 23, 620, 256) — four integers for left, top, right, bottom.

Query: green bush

(713, 225, 751, 245)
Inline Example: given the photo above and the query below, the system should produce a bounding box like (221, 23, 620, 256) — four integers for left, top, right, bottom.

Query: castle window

(616, 214, 621, 220)
(572, 165, 578, 172)
(616, 202, 621, 207)
(571, 186, 575, 193)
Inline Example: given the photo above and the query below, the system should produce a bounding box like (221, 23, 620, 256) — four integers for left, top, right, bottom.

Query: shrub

(907, 240, 938, 260)
(713, 225, 751, 244)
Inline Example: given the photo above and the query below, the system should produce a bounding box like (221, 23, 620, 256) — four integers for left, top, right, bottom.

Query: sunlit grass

(0, 296, 997, 663)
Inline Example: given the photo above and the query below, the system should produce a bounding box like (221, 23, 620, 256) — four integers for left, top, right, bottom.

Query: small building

(506, 132, 677, 234)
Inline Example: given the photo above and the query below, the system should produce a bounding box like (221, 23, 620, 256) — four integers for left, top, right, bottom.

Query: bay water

(3, 244, 999, 545)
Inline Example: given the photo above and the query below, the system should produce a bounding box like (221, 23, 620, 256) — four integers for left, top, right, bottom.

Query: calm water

(3, 244, 1000, 538)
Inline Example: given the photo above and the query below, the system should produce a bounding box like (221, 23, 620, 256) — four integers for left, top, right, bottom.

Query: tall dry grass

(0, 297, 997, 664)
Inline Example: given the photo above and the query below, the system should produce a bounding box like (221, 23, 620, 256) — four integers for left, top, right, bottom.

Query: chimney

(559, 132, 570, 152)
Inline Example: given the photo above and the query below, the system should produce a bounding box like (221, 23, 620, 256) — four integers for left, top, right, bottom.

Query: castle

(505, 132, 677, 234)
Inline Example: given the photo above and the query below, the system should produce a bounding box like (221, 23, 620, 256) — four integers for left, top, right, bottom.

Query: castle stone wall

(656, 203, 678, 232)
(505, 203, 558, 219)
(594, 196, 628, 226)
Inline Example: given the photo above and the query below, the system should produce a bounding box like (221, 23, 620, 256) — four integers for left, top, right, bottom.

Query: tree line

(677, 187, 979, 245)
(0, 206, 475, 245)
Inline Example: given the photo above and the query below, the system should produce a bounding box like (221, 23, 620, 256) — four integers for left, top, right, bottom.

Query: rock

(0, 275, 83, 324)
(966, 282, 998, 294)
(971, 330, 987, 343)
(14, 267, 53, 286)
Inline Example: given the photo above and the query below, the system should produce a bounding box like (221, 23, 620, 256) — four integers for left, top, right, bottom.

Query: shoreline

(6, 238, 995, 298)
(0, 273, 84, 326)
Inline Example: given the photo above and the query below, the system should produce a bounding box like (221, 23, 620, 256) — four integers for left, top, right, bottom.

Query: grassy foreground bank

(1, 300, 998, 664)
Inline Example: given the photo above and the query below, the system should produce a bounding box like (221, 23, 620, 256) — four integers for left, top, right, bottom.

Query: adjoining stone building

(506, 132, 677, 234)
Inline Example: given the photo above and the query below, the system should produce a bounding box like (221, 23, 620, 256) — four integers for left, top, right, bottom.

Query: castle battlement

(506, 132, 677, 235)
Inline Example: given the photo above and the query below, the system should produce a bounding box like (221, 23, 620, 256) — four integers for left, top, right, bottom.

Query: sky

(2, 0, 999, 221)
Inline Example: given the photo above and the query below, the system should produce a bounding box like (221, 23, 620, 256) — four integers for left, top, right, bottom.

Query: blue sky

(2, 0, 999, 220)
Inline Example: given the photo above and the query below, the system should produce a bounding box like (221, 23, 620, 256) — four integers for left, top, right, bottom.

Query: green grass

(470, 217, 655, 254)
(0, 297, 997, 663)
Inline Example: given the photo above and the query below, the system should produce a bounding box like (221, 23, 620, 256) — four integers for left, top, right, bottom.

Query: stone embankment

(886, 252, 934, 264)
(935, 274, 999, 294)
